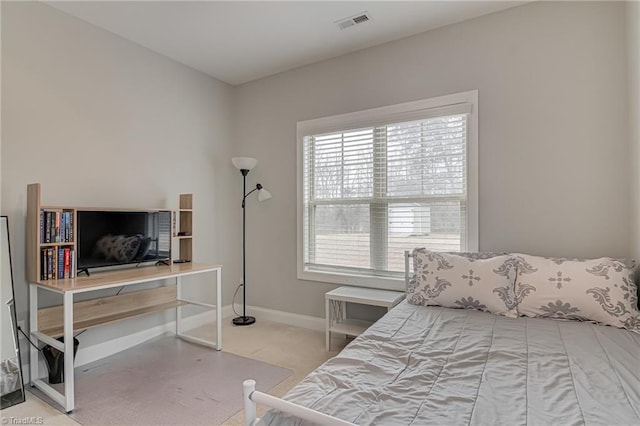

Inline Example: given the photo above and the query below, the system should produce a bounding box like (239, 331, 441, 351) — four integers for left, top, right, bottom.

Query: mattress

(261, 301, 640, 425)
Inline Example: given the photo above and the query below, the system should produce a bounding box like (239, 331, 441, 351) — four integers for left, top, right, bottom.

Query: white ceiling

(47, 1, 527, 86)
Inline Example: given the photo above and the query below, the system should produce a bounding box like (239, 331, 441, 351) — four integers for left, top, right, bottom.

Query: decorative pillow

(95, 234, 142, 263)
(407, 249, 519, 318)
(94, 234, 118, 259)
(514, 254, 640, 333)
(447, 252, 508, 260)
(134, 236, 152, 261)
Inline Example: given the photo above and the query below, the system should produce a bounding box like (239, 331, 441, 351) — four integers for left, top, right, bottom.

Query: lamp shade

(257, 188, 272, 202)
(232, 157, 257, 171)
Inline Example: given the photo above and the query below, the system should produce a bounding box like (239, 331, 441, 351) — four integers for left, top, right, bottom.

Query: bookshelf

(27, 185, 196, 281)
(26, 184, 77, 282)
(177, 193, 193, 262)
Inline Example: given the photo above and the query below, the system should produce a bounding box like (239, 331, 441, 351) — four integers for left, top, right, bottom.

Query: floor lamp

(232, 157, 272, 326)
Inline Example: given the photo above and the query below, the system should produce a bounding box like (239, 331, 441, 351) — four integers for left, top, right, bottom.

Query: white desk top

(326, 286, 405, 307)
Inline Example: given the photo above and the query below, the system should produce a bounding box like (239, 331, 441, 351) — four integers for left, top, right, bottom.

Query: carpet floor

(35, 334, 292, 425)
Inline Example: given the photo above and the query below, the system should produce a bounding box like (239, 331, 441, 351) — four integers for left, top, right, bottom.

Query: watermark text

(1, 417, 44, 425)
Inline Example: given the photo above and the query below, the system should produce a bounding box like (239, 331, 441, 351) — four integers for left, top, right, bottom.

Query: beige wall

(629, 1, 640, 260)
(1, 1, 634, 330)
(234, 1, 630, 318)
(1, 2, 239, 351)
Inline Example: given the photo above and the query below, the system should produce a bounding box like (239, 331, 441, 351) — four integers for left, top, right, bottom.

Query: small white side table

(325, 286, 405, 351)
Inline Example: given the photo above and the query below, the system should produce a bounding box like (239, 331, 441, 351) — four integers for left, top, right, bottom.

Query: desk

(28, 262, 222, 412)
(325, 286, 404, 351)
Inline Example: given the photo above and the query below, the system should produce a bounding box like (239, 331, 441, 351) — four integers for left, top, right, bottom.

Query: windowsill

(298, 268, 405, 291)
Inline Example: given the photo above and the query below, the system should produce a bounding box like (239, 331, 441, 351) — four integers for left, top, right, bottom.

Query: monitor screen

(77, 210, 171, 270)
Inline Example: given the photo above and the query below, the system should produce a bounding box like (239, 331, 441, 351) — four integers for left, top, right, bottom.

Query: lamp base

(232, 316, 256, 326)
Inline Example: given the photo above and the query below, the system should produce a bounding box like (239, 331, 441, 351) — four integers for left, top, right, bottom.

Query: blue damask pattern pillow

(514, 254, 640, 333)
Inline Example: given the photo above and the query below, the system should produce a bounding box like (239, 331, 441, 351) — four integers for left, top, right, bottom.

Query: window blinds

(302, 105, 470, 277)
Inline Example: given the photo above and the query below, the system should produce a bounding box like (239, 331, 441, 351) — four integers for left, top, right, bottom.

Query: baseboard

(239, 305, 325, 332)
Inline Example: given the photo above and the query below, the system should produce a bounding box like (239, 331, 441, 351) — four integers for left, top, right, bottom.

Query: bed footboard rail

(243, 379, 356, 426)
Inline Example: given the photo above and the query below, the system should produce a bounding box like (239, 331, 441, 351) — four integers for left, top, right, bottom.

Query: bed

(247, 251, 640, 426)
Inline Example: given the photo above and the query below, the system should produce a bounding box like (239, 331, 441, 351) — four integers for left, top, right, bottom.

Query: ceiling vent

(335, 12, 371, 30)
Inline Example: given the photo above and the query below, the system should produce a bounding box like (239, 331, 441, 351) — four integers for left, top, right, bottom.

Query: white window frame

(297, 90, 478, 291)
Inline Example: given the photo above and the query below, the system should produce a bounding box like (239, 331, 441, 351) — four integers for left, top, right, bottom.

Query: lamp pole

(231, 156, 270, 326)
(234, 169, 256, 326)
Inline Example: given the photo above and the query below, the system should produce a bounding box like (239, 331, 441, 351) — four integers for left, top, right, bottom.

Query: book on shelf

(40, 209, 74, 244)
(63, 212, 67, 242)
(40, 247, 75, 280)
(64, 248, 70, 278)
(50, 248, 54, 280)
(70, 249, 76, 279)
(47, 248, 53, 280)
(44, 211, 51, 243)
(39, 212, 44, 244)
(172, 211, 177, 237)
(65, 212, 73, 242)
(57, 247, 64, 279)
(55, 213, 60, 243)
(69, 212, 74, 242)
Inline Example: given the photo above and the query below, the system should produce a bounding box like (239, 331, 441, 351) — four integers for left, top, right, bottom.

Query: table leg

(29, 284, 38, 385)
(216, 267, 222, 351)
(325, 297, 331, 351)
(176, 277, 182, 335)
(63, 291, 74, 412)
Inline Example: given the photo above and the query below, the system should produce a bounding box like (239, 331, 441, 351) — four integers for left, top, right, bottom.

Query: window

(297, 91, 478, 290)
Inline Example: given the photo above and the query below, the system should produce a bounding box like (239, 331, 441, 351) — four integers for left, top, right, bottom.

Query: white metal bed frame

(241, 251, 414, 426)
(242, 379, 356, 426)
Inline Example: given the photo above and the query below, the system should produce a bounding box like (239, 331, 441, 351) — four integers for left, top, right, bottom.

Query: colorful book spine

(55, 211, 60, 243)
(61, 211, 64, 242)
(172, 211, 177, 237)
(69, 213, 74, 242)
(48, 248, 54, 280)
(64, 248, 70, 278)
(66, 212, 70, 242)
(45, 212, 51, 243)
(40, 210, 45, 243)
(40, 250, 45, 280)
(43, 249, 47, 280)
(38, 209, 75, 280)
(70, 249, 76, 279)
(57, 247, 65, 279)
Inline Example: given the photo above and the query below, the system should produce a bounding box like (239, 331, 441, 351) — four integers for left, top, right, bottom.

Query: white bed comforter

(261, 301, 640, 425)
